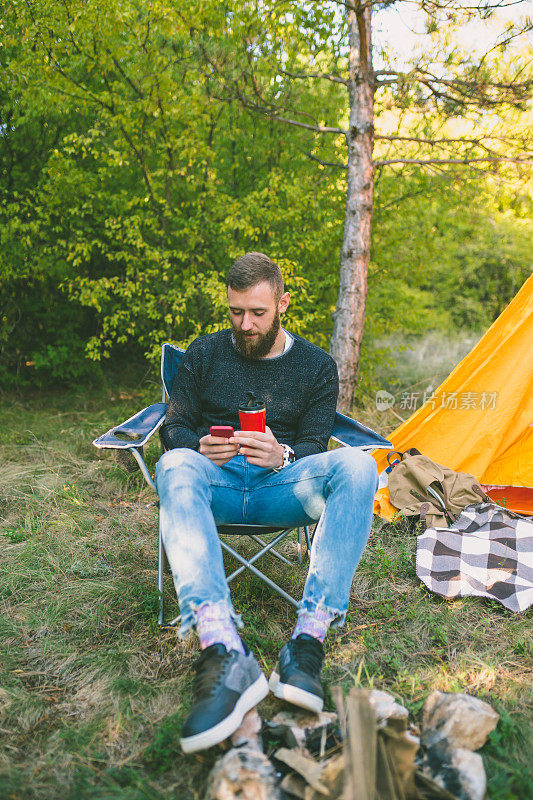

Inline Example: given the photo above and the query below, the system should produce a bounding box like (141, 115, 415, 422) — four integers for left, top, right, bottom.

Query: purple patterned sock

(196, 602, 245, 654)
(292, 608, 335, 644)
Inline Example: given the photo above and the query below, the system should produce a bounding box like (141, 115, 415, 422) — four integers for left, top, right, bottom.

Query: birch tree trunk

(329, 2, 374, 411)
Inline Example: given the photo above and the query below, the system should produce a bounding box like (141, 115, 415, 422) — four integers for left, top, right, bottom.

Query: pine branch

(306, 152, 347, 169)
(416, 71, 532, 92)
(195, 37, 347, 136)
(378, 188, 427, 210)
(233, 93, 347, 135)
(478, 23, 533, 66)
(259, 112, 346, 136)
(317, 0, 398, 12)
(375, 70, 532, 106)
(375, 155, 533, 166)
(418, 0, 528, 12)
(280, 69, 348, 86)
(375, 134, 527, 145)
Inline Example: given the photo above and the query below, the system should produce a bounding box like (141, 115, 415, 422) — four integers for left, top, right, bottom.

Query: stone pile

(205, 688, 499, 800)
(417, 691, 500, 800)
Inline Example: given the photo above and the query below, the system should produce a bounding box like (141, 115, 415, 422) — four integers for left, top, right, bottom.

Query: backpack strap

(420, 502, 430, 524)
(387, 451, 404, 467)
(472, 484, 491, 502)
(403, 447, 421, 457)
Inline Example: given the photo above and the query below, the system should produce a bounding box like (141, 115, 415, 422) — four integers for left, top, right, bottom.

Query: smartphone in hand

(210, 425, 235, 439)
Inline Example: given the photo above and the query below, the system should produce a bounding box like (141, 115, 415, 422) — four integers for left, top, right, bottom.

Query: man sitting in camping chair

(157, 252, 378, 753)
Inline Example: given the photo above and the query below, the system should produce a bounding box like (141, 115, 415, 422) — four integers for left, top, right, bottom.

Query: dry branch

(375, 155, 533, 166)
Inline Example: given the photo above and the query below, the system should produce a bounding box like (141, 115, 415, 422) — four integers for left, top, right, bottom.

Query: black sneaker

(269, 634, 324, 713)
(180, 643, 268, 753)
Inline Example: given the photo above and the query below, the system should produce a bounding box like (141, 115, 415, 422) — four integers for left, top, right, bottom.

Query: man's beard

(232, 312, 281, 359)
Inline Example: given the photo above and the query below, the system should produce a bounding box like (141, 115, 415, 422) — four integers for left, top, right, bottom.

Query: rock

(32, 627, 50, 639)
(452, 749, 487, 800)
(422, 691, 499, 750)
(68, 559, 110, 578)
(368, 689, 410, 732)
(419, 733, 487, 800)
(231, 708, 262, 749)
(267, 709, 338, 751)
(206, 746, 281, 800)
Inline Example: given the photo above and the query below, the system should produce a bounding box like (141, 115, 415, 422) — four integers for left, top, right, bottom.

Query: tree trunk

(329, 2, 374, 411)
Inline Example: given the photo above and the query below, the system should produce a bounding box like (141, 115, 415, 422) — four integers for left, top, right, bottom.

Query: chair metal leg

(221, 537, 299, 607)
(226, 529, 292, 582)
(298, 526, 312, 564)
(249, 535, 292, 565)
(158, 527, 166, 627)
(158, 525, 308, 627)
(305, 524, 312, 552)
(129, 447, 156, 490)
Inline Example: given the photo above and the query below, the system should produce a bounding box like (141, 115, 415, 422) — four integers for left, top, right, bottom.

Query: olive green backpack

(387, 448, 490, 529)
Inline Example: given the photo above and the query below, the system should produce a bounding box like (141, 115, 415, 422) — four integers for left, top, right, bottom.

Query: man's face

(228, 281, 290, 359)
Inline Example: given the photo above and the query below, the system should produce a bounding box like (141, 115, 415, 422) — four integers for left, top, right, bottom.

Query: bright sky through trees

(373, 1, 532, 68)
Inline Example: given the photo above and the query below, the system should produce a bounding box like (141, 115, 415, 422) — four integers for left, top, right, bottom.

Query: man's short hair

(227, 252, 284, 300)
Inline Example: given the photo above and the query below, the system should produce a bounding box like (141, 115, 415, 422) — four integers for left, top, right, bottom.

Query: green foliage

(142, 713, 184, 774)
(0, 1, 530, 388)
(482, 707, 533, 800)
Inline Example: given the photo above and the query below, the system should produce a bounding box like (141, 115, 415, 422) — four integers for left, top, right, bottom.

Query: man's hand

(230, 426, 284, 469)
(199, 434, 239, 466)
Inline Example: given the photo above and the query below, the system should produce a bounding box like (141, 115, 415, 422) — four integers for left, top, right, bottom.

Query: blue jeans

(155, 447, 378, 637)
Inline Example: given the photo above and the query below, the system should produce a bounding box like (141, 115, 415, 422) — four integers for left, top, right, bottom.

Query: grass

(0, 376, 531, 800)
(375, 330, 483, 396)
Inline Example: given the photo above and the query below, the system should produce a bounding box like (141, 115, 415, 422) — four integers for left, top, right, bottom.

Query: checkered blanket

(416, 503, 533, 613)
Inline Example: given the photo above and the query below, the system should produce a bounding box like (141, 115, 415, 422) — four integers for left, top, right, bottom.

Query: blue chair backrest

(160, 342, 392, 450)
(161, 342, 185, 400)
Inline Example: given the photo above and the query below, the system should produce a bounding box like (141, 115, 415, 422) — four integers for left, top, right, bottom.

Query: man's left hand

(230, 426, 284, 469)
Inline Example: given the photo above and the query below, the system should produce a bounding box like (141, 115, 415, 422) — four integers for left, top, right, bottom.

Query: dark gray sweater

(161, 329, 339, 460)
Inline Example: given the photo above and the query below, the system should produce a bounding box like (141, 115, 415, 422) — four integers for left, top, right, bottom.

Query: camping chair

(93, 342, 393, 627)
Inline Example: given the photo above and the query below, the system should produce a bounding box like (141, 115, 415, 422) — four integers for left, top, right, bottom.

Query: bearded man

(157, 252, 378, 753)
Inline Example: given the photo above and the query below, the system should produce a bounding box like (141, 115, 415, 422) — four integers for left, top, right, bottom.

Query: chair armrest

(93, 402, 167, 450)
(331, 412, 392, 450)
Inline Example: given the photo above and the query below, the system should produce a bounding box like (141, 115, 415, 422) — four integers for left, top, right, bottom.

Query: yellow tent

(374, 274, 533, 517)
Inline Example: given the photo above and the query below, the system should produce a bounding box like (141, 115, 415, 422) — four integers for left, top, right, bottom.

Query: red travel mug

(238, 392, 266, 433)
